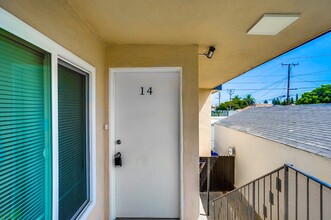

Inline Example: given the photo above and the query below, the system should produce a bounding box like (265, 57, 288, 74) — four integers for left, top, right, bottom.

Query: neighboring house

(0, 1, 331, 219)
(214, 104, 331, 187)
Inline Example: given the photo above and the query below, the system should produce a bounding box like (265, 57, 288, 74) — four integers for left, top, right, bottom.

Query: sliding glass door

(0, 30, 52, 219)
(0, 24, 93, 220)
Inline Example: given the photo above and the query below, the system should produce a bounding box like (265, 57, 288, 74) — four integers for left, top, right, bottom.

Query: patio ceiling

(66, 0, 331, 89)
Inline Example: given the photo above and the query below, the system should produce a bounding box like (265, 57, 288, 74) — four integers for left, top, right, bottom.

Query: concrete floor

(199, 192, 224, 220)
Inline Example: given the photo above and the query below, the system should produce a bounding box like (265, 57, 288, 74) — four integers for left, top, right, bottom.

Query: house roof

(216, 104, 331, 159)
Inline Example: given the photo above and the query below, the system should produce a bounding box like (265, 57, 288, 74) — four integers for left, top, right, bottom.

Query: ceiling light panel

(247, 14, 300, 35)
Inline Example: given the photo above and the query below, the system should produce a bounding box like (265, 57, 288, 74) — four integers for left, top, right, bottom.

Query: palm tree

(243, 94, 255, 105)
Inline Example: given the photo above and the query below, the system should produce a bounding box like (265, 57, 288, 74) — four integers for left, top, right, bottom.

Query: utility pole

(227, 89, 235, 110)
(282, 63, 299, 105)
(218, 92, 221, 106)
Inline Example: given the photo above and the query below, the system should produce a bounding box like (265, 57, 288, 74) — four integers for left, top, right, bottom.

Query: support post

(284, 165, 289, 220)
(207, 157, 211, 216)
(281, 63, 298, 105)
(253, 182, 256, 220)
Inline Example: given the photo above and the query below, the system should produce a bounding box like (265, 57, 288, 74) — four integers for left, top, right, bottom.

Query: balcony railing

(212, 164, 331, 220)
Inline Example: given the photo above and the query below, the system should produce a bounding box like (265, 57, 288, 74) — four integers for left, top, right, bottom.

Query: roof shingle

(216, 104, 331, 159)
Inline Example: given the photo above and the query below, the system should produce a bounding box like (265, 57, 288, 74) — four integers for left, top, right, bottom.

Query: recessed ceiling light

(247, 14, 300, 35)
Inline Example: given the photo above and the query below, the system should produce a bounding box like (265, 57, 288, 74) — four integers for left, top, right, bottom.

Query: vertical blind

(0, 30, 52, 219)
(58, 62, 89, 219)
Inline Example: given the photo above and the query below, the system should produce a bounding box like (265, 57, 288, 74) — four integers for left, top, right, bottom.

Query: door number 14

(140, 87, 153, 95)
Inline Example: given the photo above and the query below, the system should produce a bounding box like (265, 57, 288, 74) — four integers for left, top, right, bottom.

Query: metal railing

(212, 164, 331, 220)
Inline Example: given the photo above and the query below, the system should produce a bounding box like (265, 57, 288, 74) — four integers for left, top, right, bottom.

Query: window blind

(0, 30, 52, 219)
(58, 62, 89, 220)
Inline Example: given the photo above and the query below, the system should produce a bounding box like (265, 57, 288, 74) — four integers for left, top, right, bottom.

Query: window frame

(0, 7, 97, 220)
(57, 60, 92, 219)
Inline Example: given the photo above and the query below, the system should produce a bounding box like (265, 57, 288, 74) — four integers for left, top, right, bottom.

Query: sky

(211, 31, 331, 106)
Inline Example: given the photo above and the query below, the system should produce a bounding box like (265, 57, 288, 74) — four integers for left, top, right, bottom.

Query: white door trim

(108, 67, 184, 220)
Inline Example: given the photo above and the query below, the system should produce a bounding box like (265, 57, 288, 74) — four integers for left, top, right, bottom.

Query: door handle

(116, 140, 122, 145)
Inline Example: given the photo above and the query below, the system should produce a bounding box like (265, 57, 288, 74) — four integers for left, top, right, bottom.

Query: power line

(255, 78, 287, 101)
(278, 54, 331, 60)
(249, 77, 288, 95)
(227, 81, 284, 84)
(226, 80, 331, 84)
(238, 75, 288, 78)
(256, 94, 298, 103)
(226, 86, 318, 91)
(292, 80, 331, 83)
(255, 86, 317, 102)
(292, 75, 322, 87)
(294, 69, 330, 76)
(230, 62, 284, 80)
(246, 86, 320, 103)
(226, 88, 288, 91)
(226, 68, 330, 84)
(229, 69, 330, 79)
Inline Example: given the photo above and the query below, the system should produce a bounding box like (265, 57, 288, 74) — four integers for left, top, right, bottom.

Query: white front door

(111, 68, 181, 219)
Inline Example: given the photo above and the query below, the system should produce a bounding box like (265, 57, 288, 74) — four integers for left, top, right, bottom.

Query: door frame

(108, 67, 184, 220)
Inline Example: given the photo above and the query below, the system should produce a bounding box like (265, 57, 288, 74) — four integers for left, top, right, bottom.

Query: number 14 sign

(140, 87, 152, 95)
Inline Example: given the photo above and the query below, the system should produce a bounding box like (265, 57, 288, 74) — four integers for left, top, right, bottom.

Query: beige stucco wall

(107, 44, 200, 219)
(0, 1, 109, 219)
(214, 125, 331, 187)
(0, 3, 200, 219)
(199, 89, 211, 157)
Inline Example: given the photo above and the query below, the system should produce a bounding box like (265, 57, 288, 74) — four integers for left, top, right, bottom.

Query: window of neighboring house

(58, 60, 90, 219)
(0, 29, 52, 219)
(0, 19, 95, 219)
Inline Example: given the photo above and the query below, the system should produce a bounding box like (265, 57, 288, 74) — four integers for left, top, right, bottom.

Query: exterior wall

(214, 125, 331, 187)
(0, 2, 200, 219)
(107, 44, 199, 219)
(199, 89, 211, 157)
(0, 2, 108, 220)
